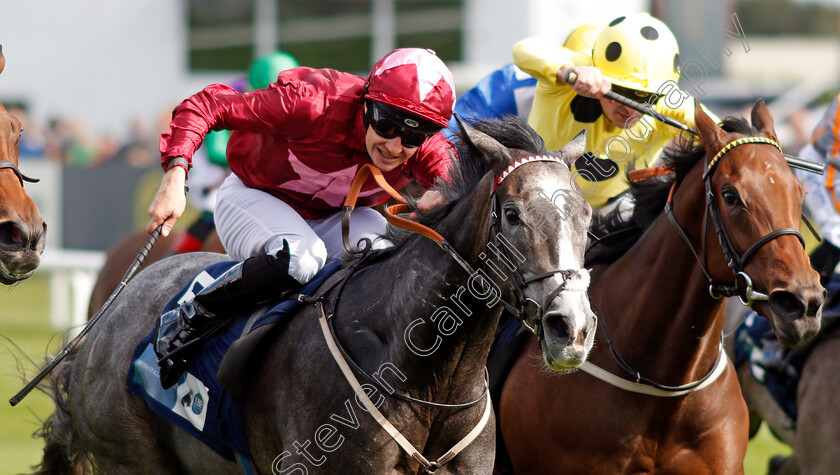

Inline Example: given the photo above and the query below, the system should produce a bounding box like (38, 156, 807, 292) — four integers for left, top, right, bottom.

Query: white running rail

(39, 249, 105, 333)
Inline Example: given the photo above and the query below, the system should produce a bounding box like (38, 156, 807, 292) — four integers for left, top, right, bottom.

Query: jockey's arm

(147, 164, 187, 237)
(513, 37, 610, 99)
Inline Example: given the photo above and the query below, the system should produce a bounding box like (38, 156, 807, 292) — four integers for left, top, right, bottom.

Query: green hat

(248, 51, 300, 90)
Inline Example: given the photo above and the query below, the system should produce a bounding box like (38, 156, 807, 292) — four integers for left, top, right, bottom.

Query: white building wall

(459, 0, 648, 91)
(0, 0, 228, 140)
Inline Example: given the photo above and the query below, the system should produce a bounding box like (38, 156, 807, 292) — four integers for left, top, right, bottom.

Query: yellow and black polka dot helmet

(592, 13, 680, 94)
(562, 24, 603, 55)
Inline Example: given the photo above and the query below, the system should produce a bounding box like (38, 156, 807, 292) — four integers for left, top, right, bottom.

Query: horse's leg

(735, 362, 796, 445)
(768, 454, 800, 475)
(794, 334, 840, 475)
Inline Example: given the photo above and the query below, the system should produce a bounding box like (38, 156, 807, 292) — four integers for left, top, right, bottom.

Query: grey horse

(34, 117, 596, 474)
(725, 300, 840, 475)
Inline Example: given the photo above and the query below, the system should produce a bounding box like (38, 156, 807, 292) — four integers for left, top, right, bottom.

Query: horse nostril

(29, 220, 47, 250)
(543, 313, 572, 340)
(768, 290, 805, 321)
(0, 221, 27, 251)
(806, 288, 827, 317)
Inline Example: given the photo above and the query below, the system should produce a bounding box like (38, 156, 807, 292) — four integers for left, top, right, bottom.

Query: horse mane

(630, 116, 759, 229)
(343, 115, 547, 265)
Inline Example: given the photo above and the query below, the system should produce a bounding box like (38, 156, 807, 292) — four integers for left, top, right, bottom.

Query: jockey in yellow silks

(514, 13, 719, 238)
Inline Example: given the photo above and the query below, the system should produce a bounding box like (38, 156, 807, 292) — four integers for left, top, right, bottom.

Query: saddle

(126, 260, 343, 462)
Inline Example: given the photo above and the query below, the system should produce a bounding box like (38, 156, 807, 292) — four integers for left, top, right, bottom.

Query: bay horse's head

(0, 102, 46, 284)
(689, 100, 823, 345)
(455, 118, 597, 370)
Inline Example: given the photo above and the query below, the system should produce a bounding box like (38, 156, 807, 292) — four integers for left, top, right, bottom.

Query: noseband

(665, 136, 809, 307)
(490, 155, 589, 336)
(0, 160, 40, 187)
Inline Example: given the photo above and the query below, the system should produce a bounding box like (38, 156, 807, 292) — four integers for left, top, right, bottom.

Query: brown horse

(0, 84, 47, 283)
(499, 101, 824, 474)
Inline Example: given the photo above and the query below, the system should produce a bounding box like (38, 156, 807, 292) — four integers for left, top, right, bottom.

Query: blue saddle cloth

(126, 260, 341, 461)
(733, 273, 840, 422)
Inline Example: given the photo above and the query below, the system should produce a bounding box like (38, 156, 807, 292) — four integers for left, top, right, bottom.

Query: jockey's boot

(588, 190, 637, 244)
(155, 241, 301, 389)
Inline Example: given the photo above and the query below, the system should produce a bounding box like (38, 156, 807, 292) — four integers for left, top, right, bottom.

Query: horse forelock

(630, 117, 758, 229)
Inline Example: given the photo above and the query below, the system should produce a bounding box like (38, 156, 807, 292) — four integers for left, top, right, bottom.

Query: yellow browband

(707, 137, 783, 174)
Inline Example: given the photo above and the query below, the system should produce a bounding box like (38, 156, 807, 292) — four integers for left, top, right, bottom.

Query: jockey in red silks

(169, 51, 301, 255)
(147, 48, 457, 388)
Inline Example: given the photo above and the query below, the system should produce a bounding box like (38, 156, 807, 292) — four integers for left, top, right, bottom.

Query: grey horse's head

(457, 119, 596, 371)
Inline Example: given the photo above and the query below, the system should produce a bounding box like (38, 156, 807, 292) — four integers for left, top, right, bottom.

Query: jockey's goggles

(366, 100, 440, 148)
(611, 84, 661, 105)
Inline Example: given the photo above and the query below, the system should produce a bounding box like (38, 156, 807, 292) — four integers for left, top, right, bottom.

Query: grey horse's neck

(333, 174, 506, 405)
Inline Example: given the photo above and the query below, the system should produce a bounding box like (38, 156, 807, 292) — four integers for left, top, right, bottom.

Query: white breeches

(214, 174, 388, 283)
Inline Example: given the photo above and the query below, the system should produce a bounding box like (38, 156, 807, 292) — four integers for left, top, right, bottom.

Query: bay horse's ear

(750, 99, 779, 143)
(551, 130, 586, 167)
(694, 99, 725, 155)
(454, 114, 511, 173)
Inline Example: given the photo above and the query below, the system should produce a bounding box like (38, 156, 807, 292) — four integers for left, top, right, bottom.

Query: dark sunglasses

(366, 102, 437, 148)
(611, 84, 661, 104)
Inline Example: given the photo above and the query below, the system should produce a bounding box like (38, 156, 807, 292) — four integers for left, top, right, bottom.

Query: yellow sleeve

(512, 37, 592, 85)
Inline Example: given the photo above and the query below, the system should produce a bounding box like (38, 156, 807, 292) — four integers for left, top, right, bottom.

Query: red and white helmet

(365, 48, 456, 128)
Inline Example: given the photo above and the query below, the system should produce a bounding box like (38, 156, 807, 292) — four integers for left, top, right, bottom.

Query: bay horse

(0, 98, 46, 284)
(499, 101, 824, 474)
(36, 116, 597, 474)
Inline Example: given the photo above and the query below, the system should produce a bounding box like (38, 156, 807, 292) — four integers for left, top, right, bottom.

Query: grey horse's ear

(454, 114, 511, 172)
(551, 130, 586, 167)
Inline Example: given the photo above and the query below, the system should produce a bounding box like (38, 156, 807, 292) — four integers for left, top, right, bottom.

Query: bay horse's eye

(505, 208, 520, 225)
(721, 189, 739, 207)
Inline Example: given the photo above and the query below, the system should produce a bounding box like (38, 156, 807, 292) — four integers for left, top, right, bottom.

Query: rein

(630, 137, 819, 307)
(320, 158, 582, 471)
(0, 160, 39, 187)
(583, 137, 808, 397)
(670, 136, 809, 306)
(342, 160, 581, 335)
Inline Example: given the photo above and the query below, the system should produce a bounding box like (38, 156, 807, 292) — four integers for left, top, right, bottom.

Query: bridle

(664, 136, 814, 307)
(0, 160, 39, 187)
(343, 157, 587, 337)
(325, 158, 586, 472)
(488, 156, 590, 336)
(578, 136, 813, 397)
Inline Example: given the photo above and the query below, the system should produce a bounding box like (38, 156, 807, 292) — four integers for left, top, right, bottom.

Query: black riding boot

(155, 242, 301, 389)
(588, 191, 637, 243)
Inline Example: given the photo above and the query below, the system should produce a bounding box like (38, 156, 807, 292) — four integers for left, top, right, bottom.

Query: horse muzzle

(0, 217, 46, 284)
(538, 302, 596, 372)
(766, 285, 825, 345)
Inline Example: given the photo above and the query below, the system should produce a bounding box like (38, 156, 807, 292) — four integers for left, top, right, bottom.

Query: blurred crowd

(10, 104, 174, 169)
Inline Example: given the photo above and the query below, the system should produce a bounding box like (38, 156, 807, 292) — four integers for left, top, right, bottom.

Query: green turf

(1, 275, 63, 475)
(0, 273, 794, 474)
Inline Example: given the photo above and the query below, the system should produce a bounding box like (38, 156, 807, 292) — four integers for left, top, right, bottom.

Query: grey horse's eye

(505, 208, 520, 225)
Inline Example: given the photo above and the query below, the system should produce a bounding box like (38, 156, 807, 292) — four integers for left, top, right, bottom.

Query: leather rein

(665, 136, 815, 307)
(342, 158, 582, 336)
(311, 158, 581, 472)
(0, 160, 40, 187)
(580, 136, 814, 397)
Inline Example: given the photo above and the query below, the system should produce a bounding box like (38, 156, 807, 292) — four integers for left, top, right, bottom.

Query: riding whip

(565, 71, 825, 175)
(9, 225, 163, 407)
